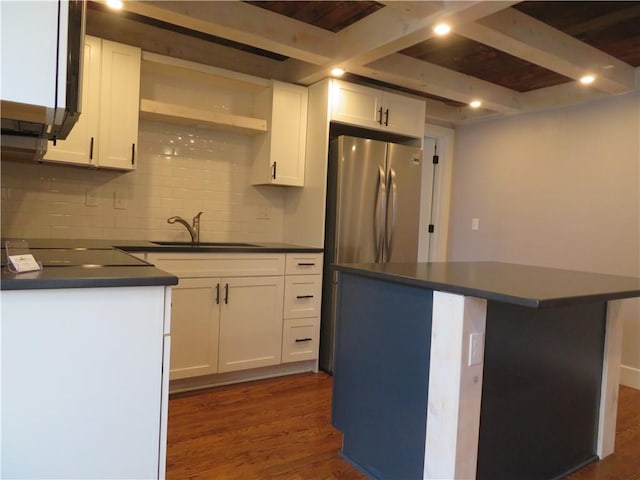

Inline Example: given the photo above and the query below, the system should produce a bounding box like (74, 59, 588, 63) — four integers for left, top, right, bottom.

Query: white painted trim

(423, 123, 455, 262)
(597, 299, 626, 458)
(620, 364, 640, 390)
(424, 291, 487, 480)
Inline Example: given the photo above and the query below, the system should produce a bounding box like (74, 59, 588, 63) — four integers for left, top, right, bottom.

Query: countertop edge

(334, 263, 640, 308)
(1, 266, 178, 291)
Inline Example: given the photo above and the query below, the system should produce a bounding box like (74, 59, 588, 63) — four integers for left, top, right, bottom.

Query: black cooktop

(1, 248, 149, 267)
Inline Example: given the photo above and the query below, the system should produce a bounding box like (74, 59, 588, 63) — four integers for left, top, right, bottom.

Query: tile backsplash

(1, 120, 285, 242)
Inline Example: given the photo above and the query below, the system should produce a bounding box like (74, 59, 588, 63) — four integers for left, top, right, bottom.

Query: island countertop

(334, 261, 640, 308)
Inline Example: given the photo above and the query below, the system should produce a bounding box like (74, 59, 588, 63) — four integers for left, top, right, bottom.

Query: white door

(218, 275, 284, 372)
(330, 80, 383, 130)
(169, 277, 220, 379)
(98, 40, 141, 169)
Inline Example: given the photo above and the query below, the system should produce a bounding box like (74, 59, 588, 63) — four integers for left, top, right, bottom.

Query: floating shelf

(139, 99, 268, 136)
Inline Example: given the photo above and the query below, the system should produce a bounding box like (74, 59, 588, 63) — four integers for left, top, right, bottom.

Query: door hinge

(432, 155, 439, 165)
(428, 224, 435, 233)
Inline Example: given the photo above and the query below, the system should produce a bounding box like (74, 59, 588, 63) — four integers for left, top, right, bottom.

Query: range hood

(1, 0, 85, 161)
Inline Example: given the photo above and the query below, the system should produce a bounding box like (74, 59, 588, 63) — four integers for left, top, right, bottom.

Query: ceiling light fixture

(469, 100, 482, 109)
(433, 23, 451, 36)
(106, 0, 123, 10)
(580, 74, 595, 85)
(330, 67, 345, 77)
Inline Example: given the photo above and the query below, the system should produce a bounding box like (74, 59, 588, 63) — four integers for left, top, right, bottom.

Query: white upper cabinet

(330, 79, 425, 139)
(97, 40, 141, 170)
(44, 36, 141, 170)
(252, 80, 308, 187)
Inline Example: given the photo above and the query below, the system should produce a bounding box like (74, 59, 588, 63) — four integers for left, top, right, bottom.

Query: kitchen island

(1, 243, 177, 479)
(331, 262, 640, 480)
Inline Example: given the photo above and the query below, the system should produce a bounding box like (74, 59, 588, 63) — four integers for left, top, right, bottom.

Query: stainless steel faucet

(167, 212, 203, 243)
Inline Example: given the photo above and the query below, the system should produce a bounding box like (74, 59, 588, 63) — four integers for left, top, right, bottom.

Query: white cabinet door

(43, 36, 140, 170)
(383, 90, 425, 139)
(330, 80, 383, 130)
(98, 39, 141, 170)
(252, 80, 308, 186)
(44, 36, 101, 165)
(218, 275, 284, 372)
(330, 79, 425, 139)
(169, 277, 220, 380)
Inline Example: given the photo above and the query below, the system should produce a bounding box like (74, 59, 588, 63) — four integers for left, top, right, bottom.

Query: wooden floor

(167, 372, 640, 480)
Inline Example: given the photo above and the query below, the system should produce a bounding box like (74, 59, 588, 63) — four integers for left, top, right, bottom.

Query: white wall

(447, 92, 640, 387)
(1, 120, 286, 242)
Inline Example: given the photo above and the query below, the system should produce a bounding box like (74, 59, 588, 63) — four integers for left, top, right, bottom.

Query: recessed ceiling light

(106, 0, 123, 10)
(330, 67, 345, 77)
(580, 74, 595, 85)
(469, 100, 482, 109)
(433, 23, 451, 36)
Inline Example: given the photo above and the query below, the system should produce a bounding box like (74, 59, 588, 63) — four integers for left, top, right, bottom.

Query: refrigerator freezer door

(335, 136, 388, 264)
(386, 143, 423, 262)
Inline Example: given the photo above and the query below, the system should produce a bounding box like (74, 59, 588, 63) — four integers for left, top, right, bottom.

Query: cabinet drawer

(282, 318, 319, 363)
(285, 253, 323, 275)
(284, 275, 322, 319)
(146, 252, 285, 278)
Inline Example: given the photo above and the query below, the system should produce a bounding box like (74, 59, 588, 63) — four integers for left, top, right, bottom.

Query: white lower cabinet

(146, 251, 322, 383)
(1, 285, 171, 479)
(282, 253, 323, 364)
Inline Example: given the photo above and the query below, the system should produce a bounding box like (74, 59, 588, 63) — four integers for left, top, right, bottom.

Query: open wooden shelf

(139, 98, 268, 136)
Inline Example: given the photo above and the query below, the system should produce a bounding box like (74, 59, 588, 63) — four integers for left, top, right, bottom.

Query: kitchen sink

(151, 241, 258, 247)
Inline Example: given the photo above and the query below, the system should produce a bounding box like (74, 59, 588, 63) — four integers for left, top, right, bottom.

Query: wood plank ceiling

(86, 1, 640, 126)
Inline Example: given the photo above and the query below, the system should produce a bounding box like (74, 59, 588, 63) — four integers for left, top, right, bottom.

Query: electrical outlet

(471, 218, 480, 231)
(256, 205, 271, 220)
(113, 189, 127, 210)
(85, 188, 98, 207)
(468, 332, 484, 366)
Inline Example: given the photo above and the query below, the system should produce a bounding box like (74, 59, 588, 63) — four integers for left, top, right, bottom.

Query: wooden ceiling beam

(122, 1, 336, 66)
(458, 8, 636, 95)
(361, 54, 523, 114)
(87, 8, 283, 80)
(285, 1, 518, 85)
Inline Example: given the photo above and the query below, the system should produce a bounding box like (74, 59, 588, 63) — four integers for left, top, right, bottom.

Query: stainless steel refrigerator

(320, 135, 423, 373)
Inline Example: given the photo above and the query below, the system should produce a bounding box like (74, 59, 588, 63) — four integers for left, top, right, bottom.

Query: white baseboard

(620, 364, 640, 390)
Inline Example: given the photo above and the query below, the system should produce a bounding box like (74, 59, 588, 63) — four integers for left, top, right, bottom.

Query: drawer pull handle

(224, 283, 229, 304)
(295, 338, 312, 343)
(297, 263, 315, 266)
(296, 295, 314, 299)
(215, 283, 220, 305)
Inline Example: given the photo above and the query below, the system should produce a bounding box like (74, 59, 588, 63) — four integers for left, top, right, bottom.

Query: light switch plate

(469, 332, 484, 366)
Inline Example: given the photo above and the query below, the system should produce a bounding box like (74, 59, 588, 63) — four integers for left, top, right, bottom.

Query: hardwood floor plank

(167, 373, 639, 480)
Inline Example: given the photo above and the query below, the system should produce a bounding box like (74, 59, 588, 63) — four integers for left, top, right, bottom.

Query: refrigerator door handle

(375, 165, 387, 263)
(386, 168, 398, 261)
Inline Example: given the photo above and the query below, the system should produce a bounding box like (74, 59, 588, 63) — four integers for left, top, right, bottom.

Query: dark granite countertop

(19, 238, 324, 254)
(334, 261, 640, 308)
(1, 238, 322, 290)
